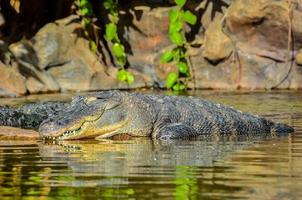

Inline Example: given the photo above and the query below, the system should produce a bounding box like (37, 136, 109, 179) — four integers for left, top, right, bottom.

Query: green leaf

(178, 62, 188, 74)
(83, 18, 91, 28)
(182, 10, 197, 25)
(179, 49, 186, 58)
(112, 43, 125, 58)
(160, 51, 174, 63)
(169, 20, 182, 33)
(105, 23, 117, 41)
(169, 9, 179, 23)
(103, 0, 113, 10)
(116, 56, 126, 66)
(126, 72, 134, 84)
(81, 8, 89, 16)
(169, 31, 185, 46)
(172, 83, 186, 91)
(166, 72, 178, 89)
(117, 69, 128, 81)
(175, 0, 186, 7)
(117, 70, 134, 84)
(89, 41, 98, 53)
(172, 49, 180, 61)
(79, 0, 88, 8)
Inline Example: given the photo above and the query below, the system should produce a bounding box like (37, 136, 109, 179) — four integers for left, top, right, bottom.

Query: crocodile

(0, 91, 294, 140)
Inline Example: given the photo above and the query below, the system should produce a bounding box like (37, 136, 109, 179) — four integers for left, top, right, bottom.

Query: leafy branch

(160, 0, 197, 91)
(75, 0, 98, 53)
(103, 0, 134, 84)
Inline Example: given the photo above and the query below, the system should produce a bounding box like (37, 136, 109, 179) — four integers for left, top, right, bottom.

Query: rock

(202, 18, 233, 63)
(237, 51, 292, 89)
(33, 15, 153, 91)
(295, 49, 302, 65)
(29, 14, 154, 91)
(91, 67, 153, 90)
(0, 62, 26, 96)
(226, 0, 302, 61)
(190, 46, 302, 89)
(9, 42, 60, 93)
(31, 21, 71, 70)
(26, 77, 48, 94)
(48, 59, 93, 91)
(200, 1, 229, 29)
(201, 1, 214, 29)
(189, 48, 238, 89)
(121, 6, 171, 80)
(7, 15, 109, 92)
(0, 40, 14, 65)
(0, 12, 4, 27)
(2, 1, 302, 92)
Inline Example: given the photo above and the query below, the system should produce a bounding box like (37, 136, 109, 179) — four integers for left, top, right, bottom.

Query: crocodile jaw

(42, 118, 129, 140)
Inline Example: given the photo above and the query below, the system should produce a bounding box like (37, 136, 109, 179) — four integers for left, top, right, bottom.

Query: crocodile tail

(0, 106, 42, 129)
(271, 123, 294, 135)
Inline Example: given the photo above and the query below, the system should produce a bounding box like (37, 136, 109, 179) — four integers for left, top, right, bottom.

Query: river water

(0, 91, 301, 199)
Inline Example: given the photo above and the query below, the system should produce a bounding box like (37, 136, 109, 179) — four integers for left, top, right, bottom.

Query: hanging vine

(160, 0, 197, 91)
(75, 0, 98, 53)
(103, 0, 134, 84)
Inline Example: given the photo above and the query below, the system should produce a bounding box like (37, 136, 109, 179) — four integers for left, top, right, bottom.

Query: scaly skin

(0, 102, 67, 130)
(0, 91, 294, 140)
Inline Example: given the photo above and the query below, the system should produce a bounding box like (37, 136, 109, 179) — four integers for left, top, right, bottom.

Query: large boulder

(0, 62, 26, 97)
(187, 0, 302, 89)
(202, 18, 233, 63)
(2, 0, 302, 93)
(226, 0, 302, 61)
(189, 47, 239, 89)
(9, 42, 60, 93)
(0, 12, 4, 27)
(121, 6, 171, 82)
(295, 49, 302, 65)
(6, 15, 152, 93)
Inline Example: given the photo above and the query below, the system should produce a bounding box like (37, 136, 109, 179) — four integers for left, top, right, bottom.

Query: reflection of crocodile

(0, 91, 294, 140)
(37, 136, 263, 172)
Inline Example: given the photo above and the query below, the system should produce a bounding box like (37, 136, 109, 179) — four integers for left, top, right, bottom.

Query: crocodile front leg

(154, 123, 198, 140)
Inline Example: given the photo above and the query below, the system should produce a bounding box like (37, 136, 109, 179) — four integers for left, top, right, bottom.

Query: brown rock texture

(0, 62, 26, 96)
(2, 15, 152, 95)
(296, 49, 302, 65)
(1, 0, 302, 94)
(202, 18, 233, 63)
(227, 0, 302, 89)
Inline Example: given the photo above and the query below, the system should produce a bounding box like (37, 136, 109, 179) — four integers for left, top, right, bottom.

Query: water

(0, 91, 301, 199)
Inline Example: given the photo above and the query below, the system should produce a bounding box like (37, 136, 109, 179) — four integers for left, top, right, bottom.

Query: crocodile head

(39, 91, 153, 140)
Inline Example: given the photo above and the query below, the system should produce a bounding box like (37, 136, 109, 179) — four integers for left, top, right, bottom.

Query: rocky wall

(1, 0, 302, 97)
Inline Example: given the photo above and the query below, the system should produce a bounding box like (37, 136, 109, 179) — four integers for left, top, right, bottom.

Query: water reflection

(38, 136, 273, 174)
(0, 132, 300, 199)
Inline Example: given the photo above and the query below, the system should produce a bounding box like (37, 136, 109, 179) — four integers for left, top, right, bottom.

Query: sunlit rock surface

(1, 0, 302, 95)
